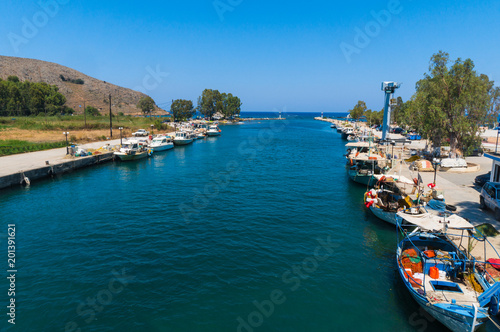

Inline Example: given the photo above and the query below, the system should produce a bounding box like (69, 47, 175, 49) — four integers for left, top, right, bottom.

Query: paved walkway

(0, 139, 121, 177)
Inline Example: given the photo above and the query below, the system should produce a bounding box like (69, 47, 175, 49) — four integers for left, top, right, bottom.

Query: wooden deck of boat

(422, 276, 479, 306)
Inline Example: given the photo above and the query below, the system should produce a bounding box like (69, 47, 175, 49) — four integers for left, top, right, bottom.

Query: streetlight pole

(63, 132, 69, 154)
(119, 127, 123, 145)
(151, 124, 154, 137)
(83, 101, 86, 129)
(109, 94, 113, 138)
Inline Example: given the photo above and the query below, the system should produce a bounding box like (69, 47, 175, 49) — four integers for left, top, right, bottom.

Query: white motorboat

(149, 136, 174, 152)
(207, 125, 221, 137)
(114, 140, 151, 161)
(173, 131, 194, 145)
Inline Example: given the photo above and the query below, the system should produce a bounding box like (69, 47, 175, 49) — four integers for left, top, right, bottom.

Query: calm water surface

(1, 115, 490, 331)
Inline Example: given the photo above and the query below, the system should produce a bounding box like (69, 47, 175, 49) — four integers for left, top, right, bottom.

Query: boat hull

(114, 151, 148, 161)
(398, 266, 488, 331)
(348, 169, 378, 187)
(150, 144, 174, 152)
(207, 132, 221, 137)
(369, 206, 397, 225)
(173, 138, 194, 145)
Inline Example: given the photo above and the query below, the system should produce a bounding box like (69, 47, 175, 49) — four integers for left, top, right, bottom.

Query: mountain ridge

(0, 55, 164, 115)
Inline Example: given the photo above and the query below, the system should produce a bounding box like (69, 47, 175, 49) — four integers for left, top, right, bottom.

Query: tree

(364, 108, 384, 125)
(137, 96, 155, 115)
(349, 101, 367, 120)
(199, 89, 221, 120)
(223, 93, 242, 118)
(85, 106, 101, 116)
(171, 99, 194, 121)
(409, 51, 495, 156)
(7, 76, 19, 83)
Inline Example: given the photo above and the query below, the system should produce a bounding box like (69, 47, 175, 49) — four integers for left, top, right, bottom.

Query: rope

(487, 315, 500, 330)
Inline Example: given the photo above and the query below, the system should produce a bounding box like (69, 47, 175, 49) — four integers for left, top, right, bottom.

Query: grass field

(0, 115, 174, 156)
(0, 140, 68, 156)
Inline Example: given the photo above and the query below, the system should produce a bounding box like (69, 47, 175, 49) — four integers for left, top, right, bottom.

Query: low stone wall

(0, 152, 114, 190)
(439, 162, 480, 173)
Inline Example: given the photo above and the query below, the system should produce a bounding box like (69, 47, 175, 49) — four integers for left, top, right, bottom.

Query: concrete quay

(0, 139, 121, 190)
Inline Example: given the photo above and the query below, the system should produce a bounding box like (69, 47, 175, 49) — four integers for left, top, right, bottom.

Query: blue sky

(1, 0, 499, 112)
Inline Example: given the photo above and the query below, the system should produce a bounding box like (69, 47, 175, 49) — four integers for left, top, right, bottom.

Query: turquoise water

(0, 115, 490, 331)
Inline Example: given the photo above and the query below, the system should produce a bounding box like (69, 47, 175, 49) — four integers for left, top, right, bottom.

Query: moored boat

(173, 131, 194, 145)
(207, 124, 221, 137)
(149, 136, 174, 152)
(114, 140, 151, 161)
(396, 212, 500, 331)
(341, 127, 354, 139)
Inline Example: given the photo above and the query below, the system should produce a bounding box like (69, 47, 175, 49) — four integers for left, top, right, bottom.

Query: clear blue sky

(1, 0, 499, 112)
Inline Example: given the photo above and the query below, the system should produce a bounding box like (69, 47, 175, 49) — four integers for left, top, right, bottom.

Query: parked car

(391, 127, 404, 134)
(132, 129, 149, 137)
(475, 171, 491, 187)
(480, 182, 500, 220)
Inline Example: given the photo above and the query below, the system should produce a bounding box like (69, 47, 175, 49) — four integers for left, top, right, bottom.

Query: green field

(0, 115, 174, 156)
(0, 140, 68, 156)
(0, 114, 172, 131)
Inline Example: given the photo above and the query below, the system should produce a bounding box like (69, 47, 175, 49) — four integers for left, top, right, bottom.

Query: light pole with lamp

(63, 132, 69, 155)
(150, 124, 154, 137)
(119, 127, 123, 145)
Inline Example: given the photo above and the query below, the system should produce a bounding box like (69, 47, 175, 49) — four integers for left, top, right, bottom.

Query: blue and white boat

(396, 212, 500, 331)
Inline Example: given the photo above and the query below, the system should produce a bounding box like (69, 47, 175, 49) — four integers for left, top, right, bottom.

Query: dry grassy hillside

(0, 56, 164, 115)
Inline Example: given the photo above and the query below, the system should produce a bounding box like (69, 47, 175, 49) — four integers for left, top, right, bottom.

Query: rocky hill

(0, 56, 164, 115)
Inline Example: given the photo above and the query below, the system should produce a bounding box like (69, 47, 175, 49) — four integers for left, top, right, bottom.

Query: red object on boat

(424, 250, 436, 258)
(410, 278, 422, 287)
(429, 266, 439, 279)
(487, 258, 500, 270)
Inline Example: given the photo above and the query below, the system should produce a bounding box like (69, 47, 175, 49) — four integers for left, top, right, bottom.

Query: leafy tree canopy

(408, 51, 496, 156)
(137, 96, 155, 115)
(171, 99, 194, 121)
(0, 78, 69, 116)
(85, 106, 101, 116)
(349, 101, 367, 120)
(199, 89, 221, 120)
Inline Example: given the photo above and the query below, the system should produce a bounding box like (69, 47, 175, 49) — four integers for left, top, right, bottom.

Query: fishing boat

(347, 152, 390, 187)
(330, 123, 336, 129)
(114, 140, 151, 161)
(149, 136, 174, 152)
(396, 212, 500, 331)
(207, 125, 221, 137)
(364, 175, 425, 225)
(173, 131, 194, 146)
(341, 127, 354, 139)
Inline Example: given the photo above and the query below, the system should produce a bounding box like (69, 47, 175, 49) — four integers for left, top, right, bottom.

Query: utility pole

(109, 94, 113, 138)
(83, 101, 86, 129)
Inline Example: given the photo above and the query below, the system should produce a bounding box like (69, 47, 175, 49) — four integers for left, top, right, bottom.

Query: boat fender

(445, 204, 457, 212)
(413, 178, 418, 186)
(147, 149, 153, 157)
(378, 175, 386, 183)
(21, 176, 30, 186)
(355, 151, 360, 157)
(489, 295, 500, 316)
(350, 159, 353, 166)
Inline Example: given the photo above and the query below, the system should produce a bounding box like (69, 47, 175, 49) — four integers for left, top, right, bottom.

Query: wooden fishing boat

(396, 212, 500, 331)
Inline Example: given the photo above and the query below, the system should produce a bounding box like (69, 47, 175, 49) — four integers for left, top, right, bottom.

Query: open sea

(1, 112, 494, 331)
